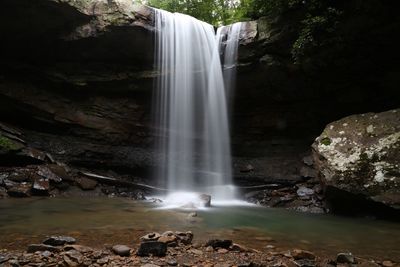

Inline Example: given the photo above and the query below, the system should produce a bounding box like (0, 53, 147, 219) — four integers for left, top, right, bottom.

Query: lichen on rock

(312, 109, 400, 209)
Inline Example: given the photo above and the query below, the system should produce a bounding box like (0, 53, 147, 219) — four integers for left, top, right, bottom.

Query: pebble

(112, 245, 131, 256)
(336, 252, 355, 264)
(190, 248, 204, 255)
(217, 248, 229, 254)
(167, 258, 178, 266)
(205, 246, 214, 252)
(382, 261, 394, 267)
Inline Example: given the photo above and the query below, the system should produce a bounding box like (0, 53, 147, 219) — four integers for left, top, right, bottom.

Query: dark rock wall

(1, 0, 399, 191)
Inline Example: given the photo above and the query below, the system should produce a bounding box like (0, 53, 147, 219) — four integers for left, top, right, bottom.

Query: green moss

(320, 137, 331, 146)
(359, 152, 368, 161)
(0, 134, 21, 151)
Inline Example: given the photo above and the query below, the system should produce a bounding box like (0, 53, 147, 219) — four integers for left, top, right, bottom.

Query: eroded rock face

(312, 109, 400, 209)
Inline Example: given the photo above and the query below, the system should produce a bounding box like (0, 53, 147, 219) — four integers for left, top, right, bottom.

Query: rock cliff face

(313, 109, 400, 210)
(0, 0, 157, 180)
(0, 0, 399, 208)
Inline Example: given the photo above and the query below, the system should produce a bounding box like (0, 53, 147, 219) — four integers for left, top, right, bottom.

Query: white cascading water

(153, 9, 242, 207)
(217, 22, 242, 103)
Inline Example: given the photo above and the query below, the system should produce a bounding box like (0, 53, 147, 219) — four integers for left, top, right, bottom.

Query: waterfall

(217, 22, 242, 103)
(153, 9, 242, 205)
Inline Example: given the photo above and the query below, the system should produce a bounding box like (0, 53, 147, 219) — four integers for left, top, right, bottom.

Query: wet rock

(294, 259, 317, 267)
(7, 183, 31, 197)
(199, 194, 211, 207)
(159, 232, 177, 245)
(37, 166, 62, 183)
(296, 187, 314, 197)
(336, 252, 355, 264)
(188, 212, 197, 217)
(27, 244, 60, 253)
(3, 179, 17, 188)
(75, 177, 97, 190)
(240, 164, 254, 172)
(64, 245, 93, 253)
(137, 241, 167, 257)
(43, 236, 76, 246)
(205, 239, 232, 249)
(232, 243, 251, 252)
(291, 249, 316, 260)
(303, 156, 314, 166)
(112, 245, 131, 256)
(299, 167, 317, 179)
(175, 231, 193, 245)
(7, 173, 29, 183)
(32, 178, 50, 195)
(141, 232, 161, 242)
(292, 206, 325, 214)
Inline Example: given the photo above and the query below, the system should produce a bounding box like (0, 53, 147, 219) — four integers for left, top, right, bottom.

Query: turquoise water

(0, 197, 399, 261)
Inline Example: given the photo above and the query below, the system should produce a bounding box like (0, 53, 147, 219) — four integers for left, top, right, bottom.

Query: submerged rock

(206, 239, 233, 249)
(336, 252, 355, 264)
(137, 241, 167, 257)
(312, 109, 400, 210)
(27, 244, 61, 253)
(199, 194, 211, 207)
(291, 249, 316, 260)
(43, 236, 76, 246)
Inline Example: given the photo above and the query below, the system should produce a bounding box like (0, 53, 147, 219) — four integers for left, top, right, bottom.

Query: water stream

(153, 10, 242, 205)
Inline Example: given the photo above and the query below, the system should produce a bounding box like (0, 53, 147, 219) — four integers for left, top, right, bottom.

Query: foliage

(138, 0, 242, 25)
(0, 134, 20, 151)
(138, 0, 344, 63)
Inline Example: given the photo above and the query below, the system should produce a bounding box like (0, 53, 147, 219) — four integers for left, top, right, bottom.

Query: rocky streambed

(0, 231, 398, 267)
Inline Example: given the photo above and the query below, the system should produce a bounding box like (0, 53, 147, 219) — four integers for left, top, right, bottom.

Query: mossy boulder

(312, 109, 400, 209)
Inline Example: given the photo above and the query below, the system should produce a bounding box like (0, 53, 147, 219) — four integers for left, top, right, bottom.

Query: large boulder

(312, 109, 400, 209)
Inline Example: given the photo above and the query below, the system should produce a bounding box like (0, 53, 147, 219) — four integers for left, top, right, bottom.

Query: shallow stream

(0, 197, 399, 261)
